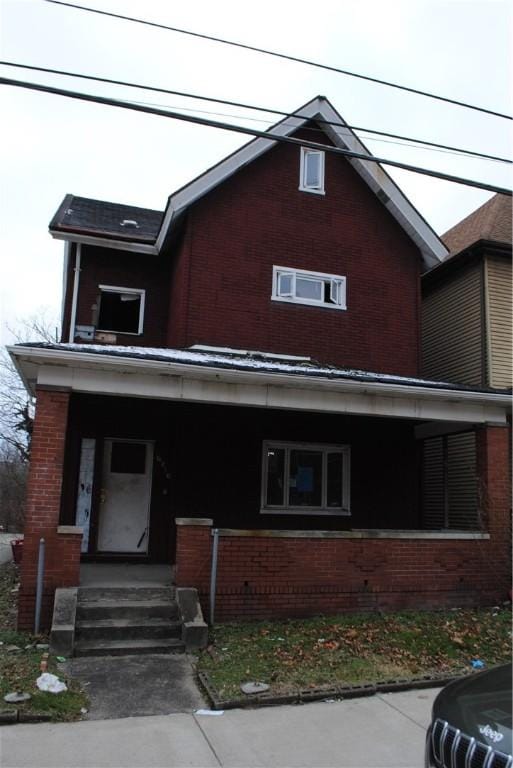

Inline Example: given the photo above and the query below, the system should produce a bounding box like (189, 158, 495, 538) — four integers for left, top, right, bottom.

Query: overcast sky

(1, 0, 511, 345)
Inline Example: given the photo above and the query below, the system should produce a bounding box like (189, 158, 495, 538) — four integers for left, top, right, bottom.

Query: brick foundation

(18, 388, 82, 631)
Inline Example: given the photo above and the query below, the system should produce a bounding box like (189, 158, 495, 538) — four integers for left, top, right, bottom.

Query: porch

(11, 344, 511, 629)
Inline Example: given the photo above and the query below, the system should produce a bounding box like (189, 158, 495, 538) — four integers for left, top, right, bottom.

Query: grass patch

(198, 608, 512, 700)
(0, 563, 88, 721)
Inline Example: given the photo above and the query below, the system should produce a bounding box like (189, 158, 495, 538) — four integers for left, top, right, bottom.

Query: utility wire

(2, 75, 511, 196)
(126, 96, 507, 162)
(43, 0, 512, 121)
(2, 61, 510, 165)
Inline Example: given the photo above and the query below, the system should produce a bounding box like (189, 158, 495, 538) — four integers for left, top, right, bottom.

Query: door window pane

(111, 442, 146, 474)
(288, 450, 322, 506)
(266, 447, 285, 505)
(327, 452, 343, 507)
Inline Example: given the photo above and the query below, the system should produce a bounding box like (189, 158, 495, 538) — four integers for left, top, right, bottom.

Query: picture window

(262, 441, 350, 516)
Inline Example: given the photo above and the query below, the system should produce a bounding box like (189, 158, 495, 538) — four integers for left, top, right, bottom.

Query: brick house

(9, 97, 511, 631)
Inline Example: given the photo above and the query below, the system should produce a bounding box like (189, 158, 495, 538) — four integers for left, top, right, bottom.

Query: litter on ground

(36, 672, 67, 694)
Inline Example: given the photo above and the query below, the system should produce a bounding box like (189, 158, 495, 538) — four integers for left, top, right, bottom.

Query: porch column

(175, 518, 212, 612)
(476, 424, 512, 598)
(18, 387, 82, 631)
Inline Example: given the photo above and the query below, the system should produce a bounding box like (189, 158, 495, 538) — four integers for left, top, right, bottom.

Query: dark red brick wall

(74, 244, 171, 347)
(18, 388, 82, 631)
(167, 227, 191, 348)
(178, 529, 509, 622)
(476, 425, 511, 585)
(175, 424, 511, 620)
(62, 126, 422, 373)
(171, 127, 422, 375)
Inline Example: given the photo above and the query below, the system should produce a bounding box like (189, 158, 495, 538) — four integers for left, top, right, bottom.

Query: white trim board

(8, 346, 510, 426)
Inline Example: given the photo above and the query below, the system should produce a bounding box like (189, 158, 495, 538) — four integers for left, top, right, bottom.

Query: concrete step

(77, 599, 179, 621)
(76, 618, 182, 641)
(77, 587, 175, 603)
(74, 637, 185, 657)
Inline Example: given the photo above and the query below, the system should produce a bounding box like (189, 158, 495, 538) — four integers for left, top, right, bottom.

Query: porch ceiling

(9, 344, 511, 426)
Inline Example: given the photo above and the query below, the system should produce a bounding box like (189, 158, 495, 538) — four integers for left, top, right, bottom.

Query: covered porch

(9, 343, 511, 628)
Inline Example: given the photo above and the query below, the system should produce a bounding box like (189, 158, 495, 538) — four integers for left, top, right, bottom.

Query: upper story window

(262, 441, 350, 516)
(272, 266, 346, 310)
(97, 285, 145, 335)
(299, 148, 325, 194)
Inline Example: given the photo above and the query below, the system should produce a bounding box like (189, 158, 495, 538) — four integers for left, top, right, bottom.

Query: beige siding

(485, 256, 512, 389)
(422, 432, 478, 530)
(422, 263, 484, 386)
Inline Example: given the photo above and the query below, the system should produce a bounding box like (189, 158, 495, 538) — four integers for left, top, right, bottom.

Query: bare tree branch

(1, 309, 60, 462)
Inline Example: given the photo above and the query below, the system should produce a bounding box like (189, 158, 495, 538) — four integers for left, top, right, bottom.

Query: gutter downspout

(60, 241, 70, 338)
(209, 528, 219, 625)
(68, 243, 81, 343)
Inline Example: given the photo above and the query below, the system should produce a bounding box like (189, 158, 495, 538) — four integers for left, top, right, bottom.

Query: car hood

(433, 664, 512, 756)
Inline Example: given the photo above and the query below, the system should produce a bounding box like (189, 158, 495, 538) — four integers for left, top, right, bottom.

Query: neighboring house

(422, 193, 512, 389)
(421, 194, 512, 532)
(9, 97, 511, 631)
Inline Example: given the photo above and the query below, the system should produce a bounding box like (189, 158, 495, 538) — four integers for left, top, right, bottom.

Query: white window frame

(261, 440, 351, 516)
(299, 147, 325, 194)
(272, 266, 347, 310)
(97, 285, 145, 335)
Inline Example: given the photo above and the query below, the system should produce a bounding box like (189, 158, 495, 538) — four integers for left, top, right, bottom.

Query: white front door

(97, 439, 153, 553)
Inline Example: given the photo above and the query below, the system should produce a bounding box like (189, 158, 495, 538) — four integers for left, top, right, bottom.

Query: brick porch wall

(18, 388, 82, 631)
(175, 425, 511, 621)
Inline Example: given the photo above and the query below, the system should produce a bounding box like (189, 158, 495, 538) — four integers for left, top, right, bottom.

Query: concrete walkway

(60, 654, 206, 720)
(0, 687, 439, 768)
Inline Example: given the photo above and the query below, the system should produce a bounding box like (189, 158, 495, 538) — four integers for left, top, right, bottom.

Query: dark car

(425, 663, 512, 768)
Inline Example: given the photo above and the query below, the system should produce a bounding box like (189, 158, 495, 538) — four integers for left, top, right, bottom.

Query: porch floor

(79, 563, 174, 588)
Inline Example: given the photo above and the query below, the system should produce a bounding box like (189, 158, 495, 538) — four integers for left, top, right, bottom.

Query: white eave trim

(156, 97, 447, 269)
(50, 230, 159, 255)
(8, 346, 511, 426)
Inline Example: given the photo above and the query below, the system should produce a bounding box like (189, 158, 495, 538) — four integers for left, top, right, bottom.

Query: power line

(43, 0, 512, 121)
(1, 61, 510, 166)
(2, 75, 511, 197)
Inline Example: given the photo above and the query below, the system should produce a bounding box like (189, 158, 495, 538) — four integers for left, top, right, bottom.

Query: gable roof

(156, 96, 447, 269)
(50, 194, 163, 251)
(442, 193, 512, 255)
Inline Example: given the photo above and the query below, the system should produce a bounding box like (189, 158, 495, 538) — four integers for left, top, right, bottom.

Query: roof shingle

(442, 194, 512, 256)
(49, 195, 163, 243)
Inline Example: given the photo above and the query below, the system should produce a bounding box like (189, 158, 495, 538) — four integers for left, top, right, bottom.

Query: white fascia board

(8, 346, 511, 425)
(318, 103, 447, 268)
(50, 230, 158, 255)
(155, 114, 306, 251)
(156, 96, 446, 269)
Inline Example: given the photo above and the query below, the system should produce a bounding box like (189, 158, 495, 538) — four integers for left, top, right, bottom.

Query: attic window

(120, 219, 139, 228)
(97, 285, 145, 335)
(299, 148, 325, 194)
(272, 266, 346, 310)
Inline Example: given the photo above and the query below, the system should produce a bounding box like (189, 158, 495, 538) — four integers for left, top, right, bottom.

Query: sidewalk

(0, 686, 439, 768)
